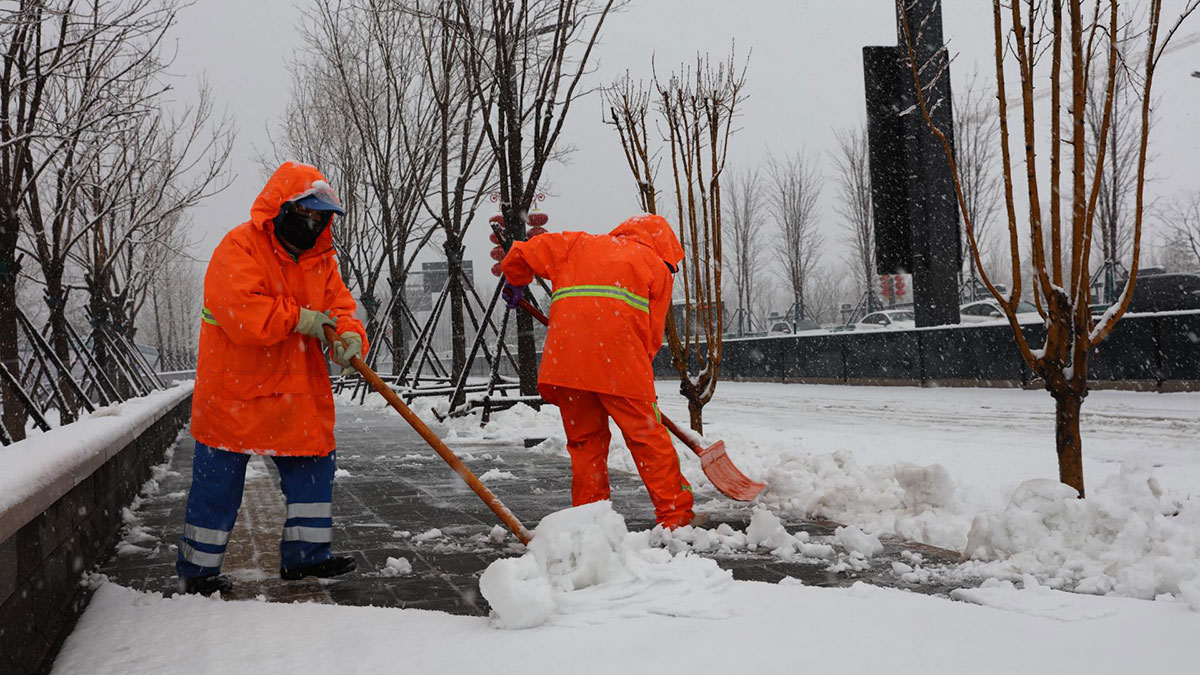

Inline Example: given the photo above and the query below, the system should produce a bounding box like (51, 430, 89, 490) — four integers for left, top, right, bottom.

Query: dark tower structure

(863, 0, 961, 327)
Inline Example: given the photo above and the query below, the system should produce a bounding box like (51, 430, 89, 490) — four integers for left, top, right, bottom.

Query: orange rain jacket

(190, 162, 367, 456)
(500, 214, 685, 402)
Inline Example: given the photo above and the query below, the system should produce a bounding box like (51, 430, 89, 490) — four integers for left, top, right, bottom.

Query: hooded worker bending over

(177, 162, 367, 595)
(500, 214, 696, 529)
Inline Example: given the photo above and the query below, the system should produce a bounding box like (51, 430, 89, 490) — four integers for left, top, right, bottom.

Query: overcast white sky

(171, 1, 1200, 301)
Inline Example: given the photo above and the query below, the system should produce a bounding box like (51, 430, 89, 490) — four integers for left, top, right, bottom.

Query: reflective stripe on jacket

(499, 214, 684, 402)
(190, 162, 368, 456)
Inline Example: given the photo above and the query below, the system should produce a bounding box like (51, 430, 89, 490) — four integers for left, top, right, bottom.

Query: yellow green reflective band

(653, 402, 662, 424)
(681, 483, 693, 493)
(201, 307, 219, 326)
(551, 285, 649, 313)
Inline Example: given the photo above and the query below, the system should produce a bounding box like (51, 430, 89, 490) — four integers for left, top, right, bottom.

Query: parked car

(1126, 273, 1200, 313)
(854, 309, 915, 331)
(959, 299, 1041, 323)
(767, 319, 821, 335)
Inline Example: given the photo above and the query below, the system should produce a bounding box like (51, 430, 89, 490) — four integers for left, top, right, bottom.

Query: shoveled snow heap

(479, 501, 732, 629)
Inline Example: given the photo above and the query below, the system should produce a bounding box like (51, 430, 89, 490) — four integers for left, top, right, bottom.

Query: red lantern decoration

(894, 275, 907, 298)
(489, 214, 505, 225)
(489, 232, 501, 245)
(879, 274, 894, 300)
(527, 212, 548, 227)
(490, 245, 506, 261)
(491, 262, 503, 277)
(527, 226, 547, 238)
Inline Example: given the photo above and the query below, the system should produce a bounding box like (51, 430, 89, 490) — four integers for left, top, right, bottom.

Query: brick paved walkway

(99, 400, 966, 615)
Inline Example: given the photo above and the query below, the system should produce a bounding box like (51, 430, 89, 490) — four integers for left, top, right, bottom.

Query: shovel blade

(694, 440, 766, 502)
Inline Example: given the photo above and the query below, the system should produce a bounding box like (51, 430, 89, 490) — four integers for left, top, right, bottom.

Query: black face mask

(274, 203, 331, 252)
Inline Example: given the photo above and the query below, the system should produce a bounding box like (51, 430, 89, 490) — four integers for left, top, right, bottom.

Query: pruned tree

(723, 167, 765, 335)
(452, 0, 620, 396)
(767, 152, 823, 326)
(832, 124, 878, 315)
(604, 71, 659, 213)
(657, 52, 747, 433)
(899, 0, 1199, 497)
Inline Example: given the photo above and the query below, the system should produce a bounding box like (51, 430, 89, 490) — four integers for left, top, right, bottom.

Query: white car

(959, 299, 1041, 323)
(854, 309, 916, 331)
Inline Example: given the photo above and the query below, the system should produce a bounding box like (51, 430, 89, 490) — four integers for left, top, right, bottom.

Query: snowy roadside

(0, 382, 194, 537)
(343, 382, 1200, 607)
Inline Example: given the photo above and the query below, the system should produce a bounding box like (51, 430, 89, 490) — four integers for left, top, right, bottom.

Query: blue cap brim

(294, 194, 345, 215)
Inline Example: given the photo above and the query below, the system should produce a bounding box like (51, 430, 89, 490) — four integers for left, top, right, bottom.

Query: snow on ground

(53, 383, 1200, 673)
(384, 382, 1200, 603)
(55, 563, 1200, 675)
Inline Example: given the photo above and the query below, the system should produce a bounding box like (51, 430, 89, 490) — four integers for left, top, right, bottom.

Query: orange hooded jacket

(499, 214, 684, 403)
(190, 162, 368, 456)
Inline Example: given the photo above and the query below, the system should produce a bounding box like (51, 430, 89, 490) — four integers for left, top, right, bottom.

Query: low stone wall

(654, 310, 1200, 391)
(0, 394, 191, 675)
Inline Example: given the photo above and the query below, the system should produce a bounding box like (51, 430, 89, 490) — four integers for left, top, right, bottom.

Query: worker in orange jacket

(177, 162, 368, 595)
(499, 214, 695, 528)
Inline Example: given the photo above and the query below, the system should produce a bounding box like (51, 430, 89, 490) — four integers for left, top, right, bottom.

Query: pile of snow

(381, 556, 412, 577)
(959, 463, 1200, 601)
(479, 501, 732, 629)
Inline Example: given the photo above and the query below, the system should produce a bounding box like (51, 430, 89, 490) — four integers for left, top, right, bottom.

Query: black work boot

(281, 555, 357, 581)
(180, 574, 233, 596)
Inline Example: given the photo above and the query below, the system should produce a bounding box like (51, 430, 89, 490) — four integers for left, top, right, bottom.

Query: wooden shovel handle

(324, 324, 533, 544)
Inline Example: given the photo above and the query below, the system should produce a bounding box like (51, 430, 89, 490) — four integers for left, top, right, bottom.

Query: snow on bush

(959, 463, 1200, 602)
(479, 501, 732, 629)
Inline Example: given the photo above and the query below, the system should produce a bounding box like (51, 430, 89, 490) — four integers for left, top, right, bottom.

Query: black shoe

(281, 555, 357, 581)
(180, 574, 232, 595)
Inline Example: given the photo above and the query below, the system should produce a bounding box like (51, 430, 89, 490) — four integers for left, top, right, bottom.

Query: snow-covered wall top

(0, 383, 194, 543)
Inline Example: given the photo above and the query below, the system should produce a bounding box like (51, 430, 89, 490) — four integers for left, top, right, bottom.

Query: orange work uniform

(190, 162, 367, 456)
(500, 214, 693, 527)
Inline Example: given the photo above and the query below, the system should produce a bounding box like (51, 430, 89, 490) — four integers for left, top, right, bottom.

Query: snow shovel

(324, 325, 533, 544)
(510, 296, 766, 502)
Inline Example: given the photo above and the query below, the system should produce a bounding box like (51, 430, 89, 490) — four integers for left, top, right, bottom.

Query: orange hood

(608, 214, 684, 268)
(250, 161, 341, 251)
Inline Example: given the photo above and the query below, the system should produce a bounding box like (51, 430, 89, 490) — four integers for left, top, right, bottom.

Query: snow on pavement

(54, 570, 1200, 675)
(395, 383, 1200, 603)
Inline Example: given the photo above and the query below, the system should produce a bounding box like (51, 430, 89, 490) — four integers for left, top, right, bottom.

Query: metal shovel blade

(694, 440, 766, 502)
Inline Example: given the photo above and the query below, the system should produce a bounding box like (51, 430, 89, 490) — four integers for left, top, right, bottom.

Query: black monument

(863, 0, 961, 327)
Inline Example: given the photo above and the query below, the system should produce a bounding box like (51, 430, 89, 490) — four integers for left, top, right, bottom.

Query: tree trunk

(389, 277, 406, 376)
(46, 288, 79, 424)
(445, 243, 467, 381)
(1053, 391, 1086, 498)
(687, 396, 704, 436)
(0, 264, 25, 442)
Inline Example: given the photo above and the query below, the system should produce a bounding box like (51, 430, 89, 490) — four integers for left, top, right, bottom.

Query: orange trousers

(547, 385, 693, 528)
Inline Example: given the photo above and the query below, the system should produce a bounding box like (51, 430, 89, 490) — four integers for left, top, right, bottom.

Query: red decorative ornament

(489, 232, 501, 245)
(880, 274, 894, 298)
(489, 214, 505, 225)
(491, 262, 503, 277)
(894, 275, 907, 297)
(490, 245, 506, 261)
(527, 212, 549, 227)
(527, 226, 547, 238)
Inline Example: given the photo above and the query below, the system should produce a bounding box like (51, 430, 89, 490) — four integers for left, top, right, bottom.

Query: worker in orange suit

(177, 161, 367, 595)
(499, 213, 696, 529)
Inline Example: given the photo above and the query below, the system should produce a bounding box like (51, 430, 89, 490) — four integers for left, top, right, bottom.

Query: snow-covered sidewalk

(51, 383, 1200, 674)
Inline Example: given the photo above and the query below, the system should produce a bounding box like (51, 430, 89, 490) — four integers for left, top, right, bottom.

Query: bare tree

(832, 124, 877, 314)
(953, 71, 1002, 298)
(1162, 191, 1200, 270)
(405, 0, 498, 380)
(767, 152, 822, 325)
(657, 52, 747, 433)
(604, 71, 659, 213)
(281, 0, 440, 374)
(899, 0, 1199, 496)
(453, 0, 620, 396)
(723, 167, 765, 335)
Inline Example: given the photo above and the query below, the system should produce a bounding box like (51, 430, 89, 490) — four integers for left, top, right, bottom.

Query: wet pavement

(99, 401, 969, 615)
